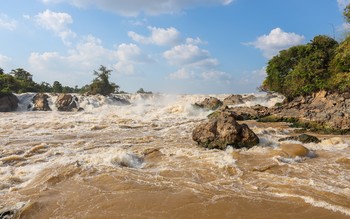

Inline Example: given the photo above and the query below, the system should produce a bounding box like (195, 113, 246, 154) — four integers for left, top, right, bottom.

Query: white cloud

(247, 28, 305, 58)
(41, 0, 234, 16)
(114, 43, 152, 75)
(35, 9, 76, 45)
(164, 43, 231, 82)
(169, 68, 195, 80)
(28, 35, 152, 84)
(0, 54, 12, 69)
(128, 26, 180, 46)
(164, 44, 213, 66)
(0, 14, 18, 31)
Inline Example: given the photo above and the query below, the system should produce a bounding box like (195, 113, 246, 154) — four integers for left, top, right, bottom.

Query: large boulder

(194, 97, 223, 111)
(32, 93, 51, 111)
(0, 93, 18, 112)
(223, 94, 243, 106)
(55, 94, 79, 111)
(192, 111, 259, 150)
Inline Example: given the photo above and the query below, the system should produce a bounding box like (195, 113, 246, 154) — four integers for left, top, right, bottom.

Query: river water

(0, 93, 349, 218)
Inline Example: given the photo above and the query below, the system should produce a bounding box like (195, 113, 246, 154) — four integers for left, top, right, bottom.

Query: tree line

(261, 4, 350, 100)
(0, 65, 124, 96)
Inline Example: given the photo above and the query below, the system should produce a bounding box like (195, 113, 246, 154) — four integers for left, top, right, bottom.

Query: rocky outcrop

(55, 94, 80, 111)
(109, 96, 131, 105)
(271, 91, 350, 131)
(32, 93, 51, 111)
(192, 111, 259, 150)
(209, 105, 270, 121)
(279, 134, 321, 144)
(0, 93, 18, 112)
(223, 94, 243, 106)
(194, 97, 223, 111)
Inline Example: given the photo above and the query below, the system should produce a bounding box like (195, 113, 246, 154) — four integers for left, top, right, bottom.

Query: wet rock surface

(55, 94, 80, 111)
(194, 97, 223, 111)
(271, 91, 350, 131)
(192, 111, 259, 150)
(0, 94, 18, 112)
(32, 93, 51, 111)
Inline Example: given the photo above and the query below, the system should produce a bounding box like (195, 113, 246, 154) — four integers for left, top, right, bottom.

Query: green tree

(52, 81, 63, 93)
(344, 4, 350, 23)
(11, 68, 33, 81)
(88, 65, 119, 95)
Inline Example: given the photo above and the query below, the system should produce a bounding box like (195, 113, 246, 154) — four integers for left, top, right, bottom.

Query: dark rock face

(192, 111, 259, 150)
(272, 91, 350, 131)
(279, 134, 321, 143)
(32, 93, 51, 111)
(55, 94, 79, 111)
(194, 97, 223, 111)
(109, 96, 131, 105)
(0, 94, 18, 112)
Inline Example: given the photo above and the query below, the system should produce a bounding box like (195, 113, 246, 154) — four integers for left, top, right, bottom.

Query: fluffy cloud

(0, 54, 12, 69)
(164, 43, 231, 81)
(0, 14, 17, 31)
(41, 0, 233, 16)
(164, 44, 214, 66)
(128, 26, 180, 46)
(29, 35, 151, 85)
(114, 43, 153, 75)
(35, 10, 76, 45)
(247, 28, 305, 58)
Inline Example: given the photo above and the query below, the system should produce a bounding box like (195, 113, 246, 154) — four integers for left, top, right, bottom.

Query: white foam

(273, 192, 350, 216)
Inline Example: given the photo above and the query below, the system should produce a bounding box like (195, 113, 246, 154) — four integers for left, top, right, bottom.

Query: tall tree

(89, 65, 119, 95)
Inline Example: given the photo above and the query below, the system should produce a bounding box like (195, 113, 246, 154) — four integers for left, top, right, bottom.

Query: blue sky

(0, 0, 349, 94)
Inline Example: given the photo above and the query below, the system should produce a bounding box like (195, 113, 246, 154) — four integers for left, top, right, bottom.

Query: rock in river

(192, 111, 259, 150)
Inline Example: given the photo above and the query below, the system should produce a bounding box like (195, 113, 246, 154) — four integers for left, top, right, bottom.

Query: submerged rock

(32, 93, 51, 111)
(0, 93, 18, 112)
(279, 134, 321, 143)
(194, 97, 223, 111)
(278, 144, 310, 158)
(192, 111, 259, 150)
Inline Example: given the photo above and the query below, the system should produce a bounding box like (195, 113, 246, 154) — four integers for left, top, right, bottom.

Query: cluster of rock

(192, 110, 259, 150)
(192, 92, 337, 151)
(32, 93, 81, 111)
(272, 91, 350, 131)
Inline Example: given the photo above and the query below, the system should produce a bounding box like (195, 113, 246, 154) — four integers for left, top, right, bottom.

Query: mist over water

(1, 93, 350, 218)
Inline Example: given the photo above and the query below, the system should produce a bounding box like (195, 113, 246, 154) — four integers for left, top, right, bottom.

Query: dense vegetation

(0, 65, 122, 96)
(261, 5, 350, 100)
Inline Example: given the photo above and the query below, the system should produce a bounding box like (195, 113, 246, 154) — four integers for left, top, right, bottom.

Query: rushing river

(0, 93, 349, 218)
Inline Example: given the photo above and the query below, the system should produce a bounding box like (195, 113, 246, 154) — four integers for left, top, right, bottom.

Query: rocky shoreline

(192, 91, 350, 150)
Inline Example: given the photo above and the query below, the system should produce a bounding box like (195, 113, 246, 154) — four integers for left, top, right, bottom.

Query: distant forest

(0, 65, 151, 96)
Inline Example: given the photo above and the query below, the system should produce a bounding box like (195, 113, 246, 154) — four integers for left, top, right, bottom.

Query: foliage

(86, 65, 119, 96)
(263, 35, 339, 99)
(136, 88, 152, 94)
(344, 4, 350, 23)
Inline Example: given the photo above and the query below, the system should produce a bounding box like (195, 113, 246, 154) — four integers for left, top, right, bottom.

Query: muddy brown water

(1, 94, 350, 218)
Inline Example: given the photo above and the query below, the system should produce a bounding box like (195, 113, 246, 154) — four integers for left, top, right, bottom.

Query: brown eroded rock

(55, 94, 79, 111)
(276, 144, 310, 158)
(194, 97, 223, 111)
(32, 93, 51, 111)
(192, 111, 259, 150)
